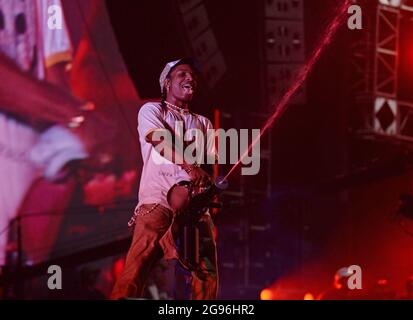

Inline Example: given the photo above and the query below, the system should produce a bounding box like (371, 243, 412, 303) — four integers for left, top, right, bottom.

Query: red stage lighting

(112, 257, 125, 281)
(303, 292, 315, 300)
(260, 288, 274, 300)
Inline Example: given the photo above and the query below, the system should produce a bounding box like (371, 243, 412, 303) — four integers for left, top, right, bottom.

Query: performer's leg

(190, 214, 218, 300)
(110, 204, 173, 299)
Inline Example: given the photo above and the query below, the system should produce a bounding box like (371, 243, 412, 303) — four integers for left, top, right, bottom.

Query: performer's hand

(187, 166, 211, 188)
(71, 111, 117, 168)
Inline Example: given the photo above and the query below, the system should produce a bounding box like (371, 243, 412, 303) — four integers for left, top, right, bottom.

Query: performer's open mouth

(182, 83, 195, 94)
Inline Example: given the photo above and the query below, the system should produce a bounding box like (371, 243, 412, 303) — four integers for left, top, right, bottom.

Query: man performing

(111, 58, 219, 300)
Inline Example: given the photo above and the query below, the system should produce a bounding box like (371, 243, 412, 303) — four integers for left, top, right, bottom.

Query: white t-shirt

(137, 102, 214, 210)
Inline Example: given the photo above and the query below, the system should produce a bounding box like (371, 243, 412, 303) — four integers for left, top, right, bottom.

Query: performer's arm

(46, 61, 72, 90)
(0, 52, 85, 126)
(0, 53, 114, 155)
(147, 130, 211, 187)
(138, 104, 211, 187)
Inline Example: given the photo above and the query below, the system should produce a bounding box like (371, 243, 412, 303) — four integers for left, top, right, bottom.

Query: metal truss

(349, 1, 375, 97)
(351, 2, 413, 146)
(374, 4, 400, 98)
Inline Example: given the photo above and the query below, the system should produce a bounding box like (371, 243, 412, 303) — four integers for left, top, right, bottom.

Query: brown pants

(110, 204, 218, 300)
